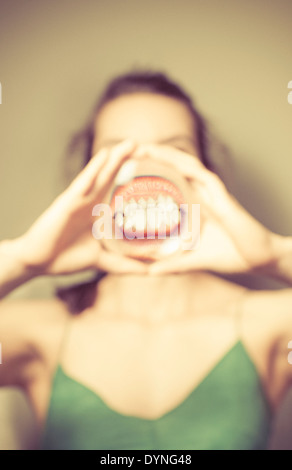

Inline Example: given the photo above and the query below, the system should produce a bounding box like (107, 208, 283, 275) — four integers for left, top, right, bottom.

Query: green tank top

(40, 323, 271, 450)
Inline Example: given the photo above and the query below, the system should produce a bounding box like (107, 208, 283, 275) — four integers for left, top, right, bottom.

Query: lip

(101, 164, 195, 260)
(114, 222, 183, 240)
(111, 237, 178, 261)
(109, 175, 185, 209)
(108, 175, 188, 242)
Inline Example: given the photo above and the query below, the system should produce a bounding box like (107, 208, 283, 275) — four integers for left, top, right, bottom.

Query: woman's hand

(134, 144, 288, 278)
(8, 140, 147, 276)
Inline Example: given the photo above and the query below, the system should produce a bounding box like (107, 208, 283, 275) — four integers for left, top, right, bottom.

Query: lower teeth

(114, 207, 180, 235)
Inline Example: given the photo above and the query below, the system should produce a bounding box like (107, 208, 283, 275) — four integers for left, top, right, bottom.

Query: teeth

(138, 197, 147, 209)
(134, 210, 146, 231)
(170, 209, 180, 225)
(124, 200, 138, 216)
(157, 194, 166, 205)
(157, 211, 167, 231)
(115, 194, 180, 234)
(146, 209, 157, 231)
(166, 202, 180, 225)
(147, 197, 156, 207)
(124, 215, 135, 231)
(165, 196, 174, 204)
(123, 209, 147, 232)
(115, 212, 124, 228)
(124, 196, 176, 210)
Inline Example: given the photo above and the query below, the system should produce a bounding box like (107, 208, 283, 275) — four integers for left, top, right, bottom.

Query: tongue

(110, 176, 184, 208)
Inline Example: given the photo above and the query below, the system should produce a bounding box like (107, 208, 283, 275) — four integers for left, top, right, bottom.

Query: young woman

(0, 71, 291, 450)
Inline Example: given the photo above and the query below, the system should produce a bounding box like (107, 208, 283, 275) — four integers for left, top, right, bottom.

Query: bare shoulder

(201, 273, 292, 336)
(0, 295, 68, 317)
(0, 296, 69, 346)
(0, 297, 70, 387)
(241, 287, 292, 341)
(239, 287, 292, 406)
(202, 275, 292, 406)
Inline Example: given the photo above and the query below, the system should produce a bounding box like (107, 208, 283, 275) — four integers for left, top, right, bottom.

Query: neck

(93, 271, 215, 326)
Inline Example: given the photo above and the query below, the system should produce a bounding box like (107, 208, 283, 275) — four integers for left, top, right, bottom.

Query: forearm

(0, 238, 38, 299)
(255, 234, 292, 286)
(214, 192, 292, 285)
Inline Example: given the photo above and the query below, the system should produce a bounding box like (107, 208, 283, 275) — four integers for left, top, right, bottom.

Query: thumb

(148, 253, 199, 275)
(97, 250, 149, 274)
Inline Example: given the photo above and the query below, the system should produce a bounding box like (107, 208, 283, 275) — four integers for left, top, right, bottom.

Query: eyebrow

(158, 135, 196, 146)
(98, 135, 196, 148)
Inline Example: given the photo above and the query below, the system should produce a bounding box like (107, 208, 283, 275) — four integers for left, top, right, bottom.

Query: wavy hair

(57, 69, 213, 313)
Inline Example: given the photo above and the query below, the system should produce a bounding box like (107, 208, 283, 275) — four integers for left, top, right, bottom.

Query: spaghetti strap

(234, 289, 250, 343)
(42, 287, 271, 450)
(56, 313, 74, 367)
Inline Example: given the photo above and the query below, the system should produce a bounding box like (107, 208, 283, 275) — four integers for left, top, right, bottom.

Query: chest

(57, 314, 238, 419)
(41, 332, 271, 450)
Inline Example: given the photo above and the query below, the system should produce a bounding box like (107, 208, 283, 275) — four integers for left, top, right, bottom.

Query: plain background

(0, 0, 292, 449)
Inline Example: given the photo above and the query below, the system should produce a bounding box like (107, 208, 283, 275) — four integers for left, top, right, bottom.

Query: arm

(135, 144, 292, 392)
(244, 288, 292, 400)
(254, 235, 292, 286)
(0, 239, 46, 387)
(0, 297, 67, 388)
(0, 140, 146, 388)
(136, 143, 292, 286)
(0, 238, 39, 299)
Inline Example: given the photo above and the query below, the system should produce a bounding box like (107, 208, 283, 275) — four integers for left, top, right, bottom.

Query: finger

(136, 144, 231, 217)
(96, 140, 137, 192)
(68, 147, 110, 196)
(97, 248, 148, 274)
(147, 249, 202, 275)
(68, 140, 137, 201)
(134, 144, 211, 185)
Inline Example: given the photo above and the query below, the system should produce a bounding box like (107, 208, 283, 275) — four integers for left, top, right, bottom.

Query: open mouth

(110, 176, 186, 240)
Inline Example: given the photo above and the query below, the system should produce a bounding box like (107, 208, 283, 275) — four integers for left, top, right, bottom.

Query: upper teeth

(115, 195, 179, 211)
(113, 195, 180, 232)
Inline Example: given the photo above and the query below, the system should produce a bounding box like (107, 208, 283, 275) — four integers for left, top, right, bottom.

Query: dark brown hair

(57, 69, 213, 313)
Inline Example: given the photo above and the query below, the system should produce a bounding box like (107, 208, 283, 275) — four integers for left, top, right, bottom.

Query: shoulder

(203, 275, 292, 407)
(0, 297, 70, 387)
(0, 297, 69, 342)
(240, 287, 292, 407)
(241, 287, 292, 342)
(200, 273, 292, 336)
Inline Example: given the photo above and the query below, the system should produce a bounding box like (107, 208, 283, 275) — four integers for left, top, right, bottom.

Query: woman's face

(92, 92, 198, 155)
(92, 93, 201, 260)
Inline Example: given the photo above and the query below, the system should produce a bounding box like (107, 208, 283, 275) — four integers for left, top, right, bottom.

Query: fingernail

(123, 139, 136, 149)
(148, 265, 162, 275)
(132, 144, 149, 159)
(114, 159, 138, 186)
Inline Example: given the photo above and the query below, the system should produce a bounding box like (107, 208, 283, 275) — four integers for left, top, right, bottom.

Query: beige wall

(0, 0, 292, 449)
